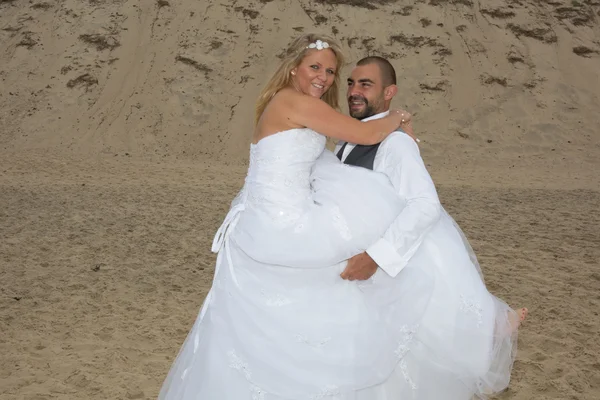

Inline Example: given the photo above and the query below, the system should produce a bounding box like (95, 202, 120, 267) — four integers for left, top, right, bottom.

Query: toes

(519, 308, 528, 321)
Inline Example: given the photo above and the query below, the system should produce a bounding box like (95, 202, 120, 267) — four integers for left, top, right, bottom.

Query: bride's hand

(390, 109, 419, 143)
(401, 120, 419, 143)
(390, 108, 411, 126)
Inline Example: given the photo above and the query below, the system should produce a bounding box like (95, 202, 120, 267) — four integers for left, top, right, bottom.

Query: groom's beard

(348, 95, 376, 120)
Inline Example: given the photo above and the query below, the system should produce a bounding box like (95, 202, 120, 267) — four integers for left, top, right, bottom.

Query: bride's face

(291, 49, 337, 98)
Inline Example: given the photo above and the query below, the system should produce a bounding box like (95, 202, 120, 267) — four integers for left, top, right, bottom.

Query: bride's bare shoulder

(269, 89, 327, 120)
(271, 88, 305, 106)
(255, 90, 306, 140)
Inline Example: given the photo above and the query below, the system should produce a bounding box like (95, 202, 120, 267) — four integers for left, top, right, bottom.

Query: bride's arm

(283, 90, 405, 145)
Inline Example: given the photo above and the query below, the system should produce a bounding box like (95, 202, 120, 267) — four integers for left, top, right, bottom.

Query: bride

(158, 33, 526, 400)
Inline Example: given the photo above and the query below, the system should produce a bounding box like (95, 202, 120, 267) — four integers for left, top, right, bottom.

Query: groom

(338, 56, 441, 281)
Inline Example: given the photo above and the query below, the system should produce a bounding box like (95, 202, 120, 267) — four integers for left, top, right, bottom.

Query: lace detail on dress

(331, 206, 352, 241)
(295, 333, 332, 348)
(399, 359, 417, 390)
(394, 324, 419, 390)
(271, 208, 302, 227)
(260, 289, 291, 306)
(460, 294, 483, 328)
(394, 324, 418, 359)
(229, 350, 269, 399)
(229, 346, 345, 400)
(250, 152, 283, 167)
(228, 349, 252, 380)
(311, 384, 341, 399)
(251, 385, 266, 400)
(244, 129, 326, 231)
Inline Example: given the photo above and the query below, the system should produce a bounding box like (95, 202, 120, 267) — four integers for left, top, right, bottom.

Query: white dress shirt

(334, 111, 441, 277)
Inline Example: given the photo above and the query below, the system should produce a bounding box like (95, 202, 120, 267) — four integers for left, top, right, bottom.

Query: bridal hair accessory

(307, 40, 329, 50)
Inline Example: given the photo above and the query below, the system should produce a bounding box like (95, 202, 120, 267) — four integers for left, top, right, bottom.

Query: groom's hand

(340, 252, 378, 281)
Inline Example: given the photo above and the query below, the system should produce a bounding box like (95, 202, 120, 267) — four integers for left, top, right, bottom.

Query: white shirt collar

(361, 110, 390, 122)
(340, 110, 391, 147)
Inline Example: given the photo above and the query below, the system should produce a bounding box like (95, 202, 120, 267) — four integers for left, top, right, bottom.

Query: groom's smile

(348, 95, 369, 113)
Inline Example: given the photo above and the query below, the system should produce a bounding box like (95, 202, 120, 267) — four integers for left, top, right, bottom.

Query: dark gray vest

(336, 142, 381, 170)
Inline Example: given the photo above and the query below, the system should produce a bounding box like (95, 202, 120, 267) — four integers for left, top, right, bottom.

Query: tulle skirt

(158, 151, 518, 400)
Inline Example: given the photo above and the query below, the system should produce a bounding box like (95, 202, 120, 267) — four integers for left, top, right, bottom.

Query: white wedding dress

(158, 128, 518, 400)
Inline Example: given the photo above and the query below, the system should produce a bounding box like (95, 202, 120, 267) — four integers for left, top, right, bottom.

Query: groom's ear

(384, 85, 398, 101)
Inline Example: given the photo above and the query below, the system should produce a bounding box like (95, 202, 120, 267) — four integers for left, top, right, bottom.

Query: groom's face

(346, 64, 386, 119)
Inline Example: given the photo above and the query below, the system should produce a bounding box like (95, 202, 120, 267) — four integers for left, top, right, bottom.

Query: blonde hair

(254, 33, 345, 126)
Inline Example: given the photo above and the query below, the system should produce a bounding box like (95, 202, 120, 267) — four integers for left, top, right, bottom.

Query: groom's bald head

(347, 56, 398, 119)
(356, 56, 397, 87)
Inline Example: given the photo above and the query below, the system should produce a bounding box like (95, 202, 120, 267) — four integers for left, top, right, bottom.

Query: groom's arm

(367, 133, 441, 277)
(341, 132, 440, 280)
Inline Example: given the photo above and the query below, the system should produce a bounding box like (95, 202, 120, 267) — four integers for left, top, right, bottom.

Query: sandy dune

(1, 0, 599, 399)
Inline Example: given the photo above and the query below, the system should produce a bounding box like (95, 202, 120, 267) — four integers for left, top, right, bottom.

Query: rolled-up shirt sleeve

(366, 133, 441, 277)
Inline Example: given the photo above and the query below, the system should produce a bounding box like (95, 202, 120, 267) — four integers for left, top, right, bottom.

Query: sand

(1, 0, 599, 399)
